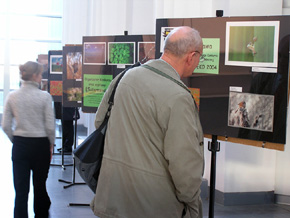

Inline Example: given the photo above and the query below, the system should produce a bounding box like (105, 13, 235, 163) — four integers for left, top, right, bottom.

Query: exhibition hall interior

(1, 0, 290, 217)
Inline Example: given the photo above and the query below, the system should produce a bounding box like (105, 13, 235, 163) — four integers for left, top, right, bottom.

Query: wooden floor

(1, 127, 290, 218)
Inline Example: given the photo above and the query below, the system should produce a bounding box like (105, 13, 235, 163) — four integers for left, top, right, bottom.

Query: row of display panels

(38, 16, 290, 145)
(46, 35, 155, 110)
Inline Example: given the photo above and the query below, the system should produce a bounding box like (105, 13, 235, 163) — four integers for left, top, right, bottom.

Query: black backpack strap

(141, 64, 191, 94)
(141, 64, 198, 109)
(107, 62, 141, 114)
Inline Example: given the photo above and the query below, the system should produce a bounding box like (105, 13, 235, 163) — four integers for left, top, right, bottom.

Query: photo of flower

(50, 55, 63, 74)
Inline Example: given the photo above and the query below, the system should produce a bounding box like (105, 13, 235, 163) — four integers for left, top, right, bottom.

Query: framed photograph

(228, 91, 274, 132)
(83, 42, 106, 65)
(138, 42, 155, 63)
(108, 42, 135, 65)
(225, 21, 280, 68)
(49, 81, 63, 96)
(65, 87, 82, 102)
(50, 55, 63, 74)
(37, 54, 48, 72)
(160, 27, 176, 53)
(189, 88, 200, 110)
(66, 52, 82, 80)
(41, 79, 48, 91)
(38, 54, 49, 80)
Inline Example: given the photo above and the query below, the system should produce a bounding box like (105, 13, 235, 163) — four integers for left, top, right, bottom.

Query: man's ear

(186, 52, 193, 65)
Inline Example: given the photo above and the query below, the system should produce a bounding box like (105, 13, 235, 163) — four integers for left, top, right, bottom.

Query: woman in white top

(1, 61, 55, 218)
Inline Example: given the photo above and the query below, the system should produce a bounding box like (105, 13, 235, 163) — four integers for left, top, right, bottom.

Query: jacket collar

(146, 59, 182, 81)
(21, 80, 40, 89)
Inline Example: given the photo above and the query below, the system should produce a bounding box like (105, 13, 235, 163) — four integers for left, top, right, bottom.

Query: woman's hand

(50, 144, 54, 162)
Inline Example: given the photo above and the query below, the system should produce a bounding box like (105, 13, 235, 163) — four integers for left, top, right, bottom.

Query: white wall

(275, 106, 290, 196)
(63, 0, 290, 198)
(228, 0, 282, 16)
(275, 0, 290, 197)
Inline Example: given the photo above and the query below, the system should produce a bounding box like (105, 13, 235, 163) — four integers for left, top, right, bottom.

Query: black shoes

(57, 147, 72, 153)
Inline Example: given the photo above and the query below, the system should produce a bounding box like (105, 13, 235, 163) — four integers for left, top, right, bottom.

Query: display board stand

(59, 107, 86, 188)
(205, 134, 284, 218)
(58, 108, 90, 207)
(50, 109, 73, 169)
(208, 135, 220, 218)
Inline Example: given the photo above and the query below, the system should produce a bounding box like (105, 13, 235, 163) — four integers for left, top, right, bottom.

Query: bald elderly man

(91, 26, 204, 218)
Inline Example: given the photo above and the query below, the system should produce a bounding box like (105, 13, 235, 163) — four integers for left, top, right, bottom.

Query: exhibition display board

(37, 54, 49, 91)
(48, 50, 63, 103)
(82, 34, 155, 113)
(156, 16, 290, 149)
(62, 45, 83, 107)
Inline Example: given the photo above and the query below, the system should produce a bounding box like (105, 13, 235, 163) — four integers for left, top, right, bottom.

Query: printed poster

(189, 88, 200, 110)
(160, 27, 176, 53)
(194, 38, 220, 75)
(83, 74, 112, 107)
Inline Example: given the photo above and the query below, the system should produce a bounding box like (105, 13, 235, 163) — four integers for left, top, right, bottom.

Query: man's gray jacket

(91, 59, 204, 218)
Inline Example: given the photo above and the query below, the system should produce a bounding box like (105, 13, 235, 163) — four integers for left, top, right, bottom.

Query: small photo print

(108, 42, 135, 65)
(160, 27, 176, 53)
(228, 92, 274, 132)
(225, 21, 280, 68)
(65, 87, 82, 102)
(67, 52, 82, 80)
(138, 42, 155, 63)
(83, 42, 106, 65)
(50, 81, 63, 96)
(50, 55, 63, 74)
(189, 88, 200, 110)
(41, 79, 48, 91)
(38, 54, 48, 70)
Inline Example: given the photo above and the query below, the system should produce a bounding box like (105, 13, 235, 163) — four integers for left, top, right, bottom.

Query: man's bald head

(163, 26, 202, 57)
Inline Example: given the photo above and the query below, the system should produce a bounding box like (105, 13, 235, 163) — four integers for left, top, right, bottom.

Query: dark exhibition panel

(156, 16, 290, 145)
(62, 45, 83, 108)
(82, 35, 155, 113)
(48, 50, 63, 103)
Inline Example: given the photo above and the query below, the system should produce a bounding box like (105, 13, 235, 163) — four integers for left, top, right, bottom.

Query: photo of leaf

(108, 42, 135, 65)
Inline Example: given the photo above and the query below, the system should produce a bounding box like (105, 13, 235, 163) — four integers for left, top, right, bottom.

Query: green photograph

(108, 42, 135, 65)
(225, 21, 279, 68)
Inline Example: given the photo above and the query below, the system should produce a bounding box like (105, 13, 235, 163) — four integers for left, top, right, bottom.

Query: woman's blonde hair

(19, 61, 43, 81)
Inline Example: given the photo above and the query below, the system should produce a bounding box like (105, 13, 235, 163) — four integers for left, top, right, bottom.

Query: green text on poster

(194, 38, 220, 74)
(83, 74, 112, 107)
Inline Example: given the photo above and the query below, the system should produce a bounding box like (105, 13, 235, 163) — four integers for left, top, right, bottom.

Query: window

(0, 0, 63, 113)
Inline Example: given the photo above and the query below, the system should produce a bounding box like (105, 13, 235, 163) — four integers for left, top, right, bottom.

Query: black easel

(59, 107, 86, 188)
(207, 10, 223, 218)
(50, 106, 73, 169)
(208, 135, 220, 218)
(59, 107, 90, 207)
